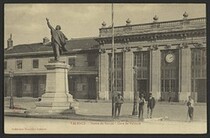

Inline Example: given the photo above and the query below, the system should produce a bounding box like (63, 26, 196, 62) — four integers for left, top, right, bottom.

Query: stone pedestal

(30, 61, 75, 114)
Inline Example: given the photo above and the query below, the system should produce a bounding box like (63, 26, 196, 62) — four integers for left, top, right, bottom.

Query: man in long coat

(147, 92, 156, 118)
(46, 18, 68, 61)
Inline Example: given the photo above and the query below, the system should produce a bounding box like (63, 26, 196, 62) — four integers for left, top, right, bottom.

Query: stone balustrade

(99, 17, 206, 37)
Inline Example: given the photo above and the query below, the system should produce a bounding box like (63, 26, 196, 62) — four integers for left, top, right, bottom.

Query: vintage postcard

(4, 3, 207, 134)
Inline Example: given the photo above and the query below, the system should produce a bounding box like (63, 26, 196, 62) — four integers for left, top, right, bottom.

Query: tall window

(87, 54, 96, 66)
(16, 60, 22, 69)
(191, 48, 206, 102)
(134, 52, 150, 79)
(161, 50, 179, 101)
(4, 61, 7, 70)
(69, 76, 76, 92)
(191, 48, 206, 79)
(134, 52, 150, 96)
(68, 58, 75, 67)
(33, 59, 39, 68)
(109, 53, 123, 94)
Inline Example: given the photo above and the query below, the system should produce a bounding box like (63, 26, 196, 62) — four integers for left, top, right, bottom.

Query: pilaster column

(179, 47, 191, 102)
(150, 48, 161, 100)
(99, 51, 109, 100)
(123, 50, 134, 101)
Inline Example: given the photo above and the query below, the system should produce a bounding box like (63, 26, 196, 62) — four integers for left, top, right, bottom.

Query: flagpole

(111, 3, 115, 118)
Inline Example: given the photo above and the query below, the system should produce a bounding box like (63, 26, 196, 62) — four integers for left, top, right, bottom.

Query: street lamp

(111, 3, 115, 118)
(95, 76, 99, 101)
(132, 66, 138, 116)
(9, 70, 14, 109)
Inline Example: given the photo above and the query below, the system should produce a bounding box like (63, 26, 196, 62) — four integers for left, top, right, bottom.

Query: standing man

(138, 93, 146, 121)
(46, 18, 68, 61)
(115, 92, 124, 118)
(187, 96, 194, 121)
(147, 92, 156, 118)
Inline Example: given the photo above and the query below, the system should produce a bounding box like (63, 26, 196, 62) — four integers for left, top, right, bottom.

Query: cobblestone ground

(4, 98, 207, 134)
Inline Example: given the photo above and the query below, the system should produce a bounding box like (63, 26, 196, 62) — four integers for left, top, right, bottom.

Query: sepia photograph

(3, 3, 207, 134)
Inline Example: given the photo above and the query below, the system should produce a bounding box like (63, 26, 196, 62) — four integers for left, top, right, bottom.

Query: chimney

(43, 37, 50, 45)
(7, 34, 13, 49)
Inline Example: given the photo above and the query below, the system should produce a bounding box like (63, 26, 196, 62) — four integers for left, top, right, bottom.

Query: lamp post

(111, 3, 115, 118)
(95, 76, 99, 101)
(132, 66, 138, 116)
(9, 70, 14, 109)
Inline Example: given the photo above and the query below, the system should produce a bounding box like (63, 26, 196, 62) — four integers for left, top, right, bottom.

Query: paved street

(4, 97, 207, 134)
(4, 116, 207, 134)
(76, 101, 207, 122)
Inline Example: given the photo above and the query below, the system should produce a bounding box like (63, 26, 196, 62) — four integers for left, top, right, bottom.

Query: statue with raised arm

(46, 18, 68, 61)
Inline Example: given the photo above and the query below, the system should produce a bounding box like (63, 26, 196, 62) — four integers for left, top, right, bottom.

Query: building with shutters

(4, 13, 206, 102)
(4, 37, 99, 99)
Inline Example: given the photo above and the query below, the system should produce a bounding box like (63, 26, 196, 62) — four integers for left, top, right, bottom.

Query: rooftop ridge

(13, 42, 44, 47)
(70, 36, 99, 40)
(11, 37, 100, 47)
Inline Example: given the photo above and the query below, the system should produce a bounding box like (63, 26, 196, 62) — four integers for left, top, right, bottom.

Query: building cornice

(97, 28, 206, 45)
(4, 48, 99, 59)
(98, 37, 206, 52)
(4, 70, 98, 76)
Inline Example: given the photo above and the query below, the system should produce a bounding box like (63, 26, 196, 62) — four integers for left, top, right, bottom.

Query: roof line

(10, 37, 100, 47)
(5, 48, 99, 57)
(5, 51, 53, 56)
(70, 36, 99, 40)
(14, 42, 44, 47)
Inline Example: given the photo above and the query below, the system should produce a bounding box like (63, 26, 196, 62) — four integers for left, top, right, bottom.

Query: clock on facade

(165, 53, 175, 63)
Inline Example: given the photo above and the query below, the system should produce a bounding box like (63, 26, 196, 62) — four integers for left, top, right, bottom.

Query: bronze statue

(46, 18, 68, 61)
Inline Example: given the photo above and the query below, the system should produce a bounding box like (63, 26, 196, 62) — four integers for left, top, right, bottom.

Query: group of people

(114, 92, 194, 122)
(114, 92, 156, 121)
(138, 92, 156, 120)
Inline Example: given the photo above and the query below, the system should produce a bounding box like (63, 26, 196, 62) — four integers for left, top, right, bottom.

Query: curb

(4, 111, 145, 122)
(4, 112, 115, 121)
(4, 112, 207, 123)
(4, 112, 27, 117)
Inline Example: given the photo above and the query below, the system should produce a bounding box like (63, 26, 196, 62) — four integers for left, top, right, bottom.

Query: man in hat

(46, 18, 68, 61)
(115, 92, 124, 118)
(138, 93, 146, 121)
(147, 92, 156, 118)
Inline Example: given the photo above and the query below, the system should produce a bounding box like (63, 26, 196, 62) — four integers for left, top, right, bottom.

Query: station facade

(4, 14, 206, 102)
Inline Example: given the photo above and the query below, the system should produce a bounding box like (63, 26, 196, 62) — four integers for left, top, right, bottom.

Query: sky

(4, 3, 206, 48)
